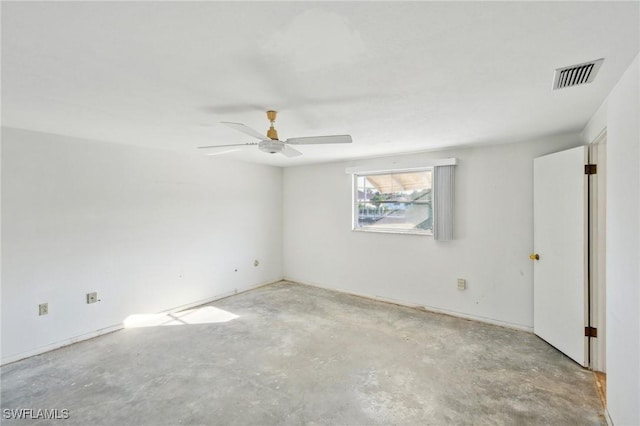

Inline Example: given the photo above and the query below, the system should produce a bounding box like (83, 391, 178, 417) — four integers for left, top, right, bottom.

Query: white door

(533, 146, 587, 366)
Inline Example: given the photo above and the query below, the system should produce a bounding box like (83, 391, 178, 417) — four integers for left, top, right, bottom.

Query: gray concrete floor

(1, 281, 605, 425)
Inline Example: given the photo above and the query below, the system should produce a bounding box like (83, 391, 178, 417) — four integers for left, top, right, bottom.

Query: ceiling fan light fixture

(259, 139, 284, 154)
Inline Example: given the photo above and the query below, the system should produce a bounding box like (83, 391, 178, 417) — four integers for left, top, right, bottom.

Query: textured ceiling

(2, 2, 639, 166)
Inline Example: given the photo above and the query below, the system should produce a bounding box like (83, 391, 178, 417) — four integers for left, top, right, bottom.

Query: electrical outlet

(457, 278, 466, 290)
(87, 292, 98, 304)
(39, 303, 48, 316)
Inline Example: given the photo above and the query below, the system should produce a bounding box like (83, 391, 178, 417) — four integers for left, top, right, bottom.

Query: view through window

(354, 169, 433, 234)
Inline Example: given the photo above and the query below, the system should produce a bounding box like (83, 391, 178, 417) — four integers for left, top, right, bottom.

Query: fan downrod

(266, 110, 279, 140)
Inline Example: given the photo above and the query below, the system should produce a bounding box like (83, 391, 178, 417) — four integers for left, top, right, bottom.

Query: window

(353, 169, 433, 235)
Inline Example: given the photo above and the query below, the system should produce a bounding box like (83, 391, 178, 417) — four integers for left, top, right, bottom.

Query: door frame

(589, 131, 607, 373)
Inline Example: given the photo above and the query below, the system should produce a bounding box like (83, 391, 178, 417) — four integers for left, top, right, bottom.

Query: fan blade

(285, 135, 352, 145)
(221, 122, 266, 140)
(200, 104, 267, 115)
(204, 148, 243, 156)
(197, 142, 257, 149)
(281, 145, 303, 158)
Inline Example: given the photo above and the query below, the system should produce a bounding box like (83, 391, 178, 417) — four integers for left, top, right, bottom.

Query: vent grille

(553, 58, 604, 90)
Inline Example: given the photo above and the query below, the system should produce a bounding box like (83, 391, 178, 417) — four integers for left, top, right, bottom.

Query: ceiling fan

(198, 110, 352, 157)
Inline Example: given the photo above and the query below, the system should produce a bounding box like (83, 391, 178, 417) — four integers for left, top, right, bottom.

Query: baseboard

(1, 278, 282, 366)
(163, 278, 280, 314)
(3, 277, 532, 364)
(0, 323, 125, 366)
(284, 277, 533, 333)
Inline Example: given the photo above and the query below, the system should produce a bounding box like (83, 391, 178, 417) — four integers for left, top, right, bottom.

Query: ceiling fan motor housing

(259, 139, 284, 154)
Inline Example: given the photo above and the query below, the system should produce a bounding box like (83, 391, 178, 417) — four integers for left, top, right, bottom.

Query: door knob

(530, 254, 540, 261)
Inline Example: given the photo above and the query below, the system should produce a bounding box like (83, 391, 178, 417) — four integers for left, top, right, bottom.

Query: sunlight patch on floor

(124, 306, 239, 328)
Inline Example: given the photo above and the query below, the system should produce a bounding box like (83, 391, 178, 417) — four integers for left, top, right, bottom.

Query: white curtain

(433, 165, 455, 241)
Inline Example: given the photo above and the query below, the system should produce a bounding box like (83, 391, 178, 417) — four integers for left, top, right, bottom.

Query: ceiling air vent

(552, 58, 604, 90)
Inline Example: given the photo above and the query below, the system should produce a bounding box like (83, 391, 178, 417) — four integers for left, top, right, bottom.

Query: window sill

(352, 227, 433, 237)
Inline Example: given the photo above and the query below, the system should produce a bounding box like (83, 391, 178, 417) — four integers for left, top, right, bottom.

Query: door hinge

(585, 326, 598, 338)
(585, 164, 597, 175)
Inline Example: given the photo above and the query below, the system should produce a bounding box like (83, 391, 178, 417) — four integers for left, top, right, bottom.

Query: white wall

(1, 127, 283, 364)
(583, 54, 640, 426)
(283, 134, 582, 330)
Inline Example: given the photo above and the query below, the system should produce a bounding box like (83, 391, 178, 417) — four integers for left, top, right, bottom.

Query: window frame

(352, 167, 434, 236)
